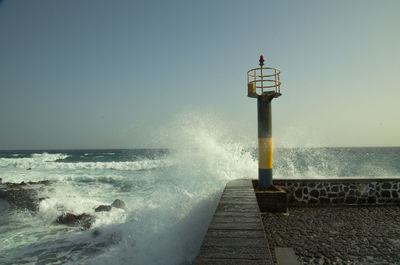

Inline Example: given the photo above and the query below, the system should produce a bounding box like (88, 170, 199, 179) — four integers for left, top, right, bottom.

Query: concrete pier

(195, 177, 400, 264)
(194, 179, 273, 264)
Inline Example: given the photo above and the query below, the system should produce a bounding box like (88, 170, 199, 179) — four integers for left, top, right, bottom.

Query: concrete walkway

(194, 179, 273, 265)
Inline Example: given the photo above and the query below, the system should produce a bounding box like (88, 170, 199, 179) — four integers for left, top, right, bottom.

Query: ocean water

(1, 142, 399, 264)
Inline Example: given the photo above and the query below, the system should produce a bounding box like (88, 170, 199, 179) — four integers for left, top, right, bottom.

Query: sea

(1, 146, 400, 264)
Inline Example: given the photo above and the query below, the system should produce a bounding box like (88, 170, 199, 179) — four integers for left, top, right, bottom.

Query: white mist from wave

(273, 128, 400, 179)
(273, 126, 345, 179)
(160, 112, 257, 182)
(86, 113, 258, 265)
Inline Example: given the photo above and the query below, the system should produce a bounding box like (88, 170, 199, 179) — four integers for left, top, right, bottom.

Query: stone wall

(256, 178, 400, 206)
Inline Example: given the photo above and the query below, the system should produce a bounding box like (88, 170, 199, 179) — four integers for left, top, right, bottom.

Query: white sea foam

(0, 152, 68, 168)
(30, 152, 69, 161)
(0, 156, 168, 171)
(83, 113, 257, 265)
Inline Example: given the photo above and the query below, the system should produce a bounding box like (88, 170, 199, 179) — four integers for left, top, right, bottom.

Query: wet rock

(28, 180, 52, 185)
(95, 205, 112, 212)
(4, 180, 52, 189)
(0, 180, 53, 211)
(0, 188, 39, 211)
(56, 213, 95, 229)
(0, 199, 11, 211)
(92, 229, 101, 237)
(111, 199, 126, 209)
(5, 181, 27, 188)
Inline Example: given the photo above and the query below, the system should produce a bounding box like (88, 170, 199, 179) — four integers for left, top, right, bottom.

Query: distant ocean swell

(0, 157, 169, 171)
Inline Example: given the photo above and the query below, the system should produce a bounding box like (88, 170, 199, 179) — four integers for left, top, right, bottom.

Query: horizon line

(1, 145, 400, 152)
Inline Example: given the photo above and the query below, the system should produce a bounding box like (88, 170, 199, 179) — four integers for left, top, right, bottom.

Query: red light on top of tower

(259, 55, 264, 66)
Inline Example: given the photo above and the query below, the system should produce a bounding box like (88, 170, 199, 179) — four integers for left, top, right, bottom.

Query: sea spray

(86, 113, 258, 265)
(159, 112, 257, 181)
(274, 147, 400, 179)
(0, 113, 258, 265)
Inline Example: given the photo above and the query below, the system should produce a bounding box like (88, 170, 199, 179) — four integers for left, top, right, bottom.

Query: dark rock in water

(0, 180, 53, 211)
(56, 213, 95, 230)
(95, 205, 112, 212)
(0, 188, 39, 211)
(5, 180, 53, 188)
(28, 180, 52, 186)
(111, 199, 126, 209)
(0, 199, 11, 211)
(5, 182, 27, 188)
(92, 229, 101, 237)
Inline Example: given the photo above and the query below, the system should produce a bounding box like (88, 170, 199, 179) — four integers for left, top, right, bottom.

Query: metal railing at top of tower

(247, 59, 281, 98)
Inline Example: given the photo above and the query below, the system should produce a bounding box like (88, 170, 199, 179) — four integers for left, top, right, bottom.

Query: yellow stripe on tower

(258, 137, 273, 169)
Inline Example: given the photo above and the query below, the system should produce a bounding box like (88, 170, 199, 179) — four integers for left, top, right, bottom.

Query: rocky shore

(0, 179, 126, 230)
(0, 179, 52, 211)
(261, 206, 400, 264)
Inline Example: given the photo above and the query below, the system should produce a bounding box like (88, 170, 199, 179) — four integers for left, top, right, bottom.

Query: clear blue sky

(1, 0, 399, 149)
